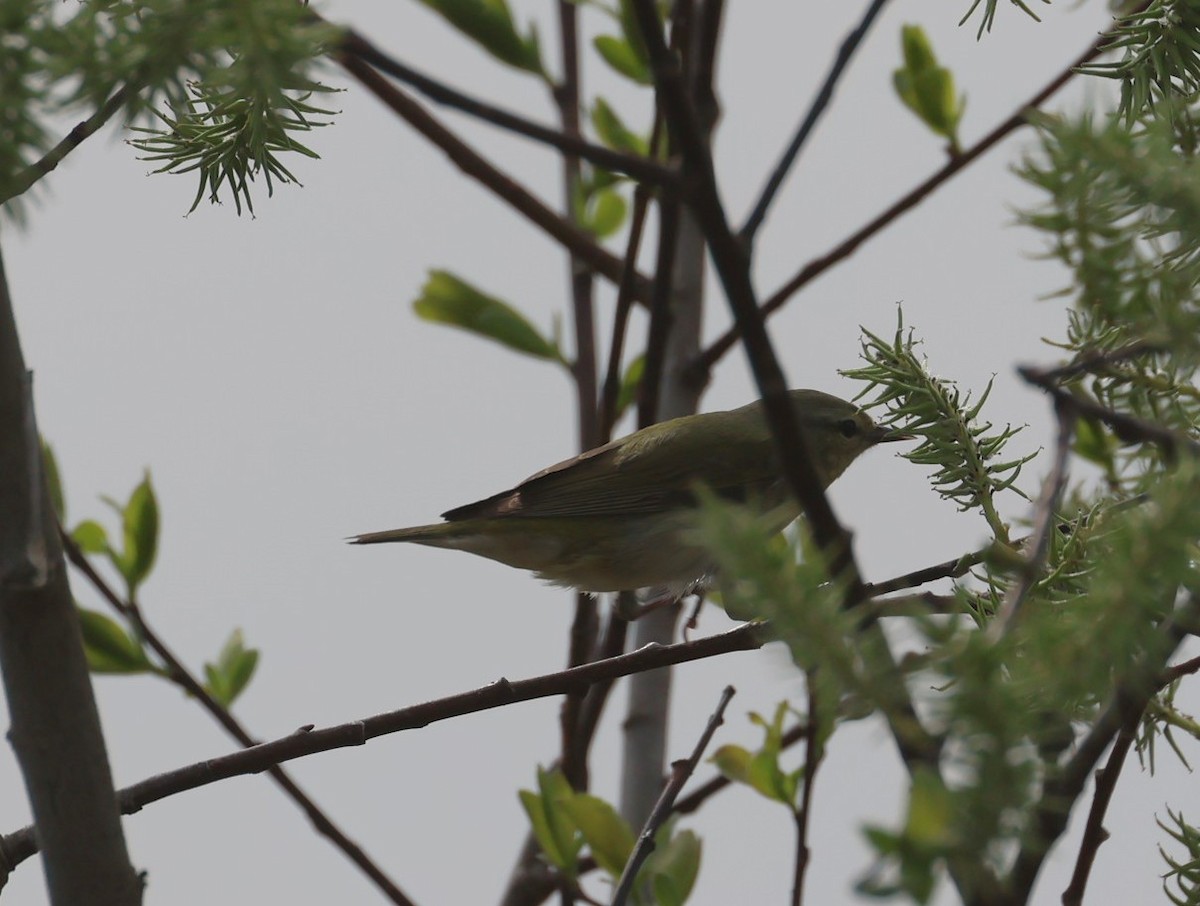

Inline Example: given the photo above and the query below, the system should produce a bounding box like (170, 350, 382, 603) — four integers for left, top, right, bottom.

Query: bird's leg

(615, 583, 708, 623)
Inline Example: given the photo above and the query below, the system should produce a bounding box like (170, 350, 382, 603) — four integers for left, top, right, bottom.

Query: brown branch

(1019, 364, 1200, 459)
(989, 396, 1076, 640)
(63, 537, 420, 906)
(792, 677, 824, 906)
(1, 86, 132, 206)
(597, 179, 656, 440)
(1161, 654, 1200, 686)
(635, 195, 682, 427)
(610, 685, 735, 906)
(336, 29, 678, 191)
(863, 548, 987, 596)
(0, 623, 765, 877)
(1060, 718, 1138, 906)
(693, 25, 1124, 380)
(1005, 602, 1196, 901)
(332, 50, 653, 304)
(555, 0, 603, 802)
(739, 0, 891, 245)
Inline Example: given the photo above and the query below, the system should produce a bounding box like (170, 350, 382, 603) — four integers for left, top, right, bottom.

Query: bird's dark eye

(837, 418, 859, 439)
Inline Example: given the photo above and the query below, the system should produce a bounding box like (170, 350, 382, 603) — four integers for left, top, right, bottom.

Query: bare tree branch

(333, 49, 654, 303)
(611, 685, 735, 906)
(0, 624, 765, 879)
(336, 29, 679, 191)
(739, 0, 891, 245)
(63, 538, 419, 906)
(693, 25, 1127, 380)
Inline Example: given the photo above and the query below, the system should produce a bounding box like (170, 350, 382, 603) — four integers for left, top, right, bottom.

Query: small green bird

(351, 390, 906, 594)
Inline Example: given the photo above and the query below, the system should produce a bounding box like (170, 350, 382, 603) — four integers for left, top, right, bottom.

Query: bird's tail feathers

(349, 523, 463, 546)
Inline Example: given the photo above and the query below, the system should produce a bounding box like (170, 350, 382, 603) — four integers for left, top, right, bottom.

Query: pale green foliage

(958, 0, 1048, 39)
(1079, 0, 1200, 129)
(0, 0, 338, 216)
(518, 767, 700, 905)
(1019, 117, 1200, 361)
(893, 25, 965, 154)
(843, 319, 1034, 545)
(1159, 808, 1200, 905)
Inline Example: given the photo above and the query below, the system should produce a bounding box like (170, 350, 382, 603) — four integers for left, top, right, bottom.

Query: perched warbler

(351, 389, 906, 594)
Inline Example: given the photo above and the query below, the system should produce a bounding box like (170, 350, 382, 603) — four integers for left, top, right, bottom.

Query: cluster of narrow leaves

(842, 316, 1035, 547)
(42, 445, 259, 708)
(0, 0, 339, 216)
(957, 0, 1047, 39)
(1079, 0, 1200, 132)
(1159, 807, 1200, 906)
(129, 77, 337, 216)
(520, 767, 700, 906)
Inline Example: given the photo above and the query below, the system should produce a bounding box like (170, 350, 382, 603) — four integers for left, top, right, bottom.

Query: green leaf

(413, 270, 565, 364)
(614, 354, 645, 423)
(645, 829, 701, 906)
(72, 519, 110, 554)
(415, 0, 545, 76)
(593, 35, 652, 85)
(714, 704, 802, 807)
(203, 629, 259, 707)
(905, 768, 955, 850)
(746, 748, 790, 805)
(519, 768, 582, 876)
(538, 768, 582, 871)
(582, 187, 627, 239)
(77, 607, 155, 674)
(562, 793, 634, 878)
(121, 471, 159, 594)
(41, 440, 65, 523)
(893, 25, 964, 152)
(710, 744, 753, 784)
(1072, 415, 1117, 476)
(591, 98, 648, 156)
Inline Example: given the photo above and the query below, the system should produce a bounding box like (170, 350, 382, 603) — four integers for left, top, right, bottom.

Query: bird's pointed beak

(872, 426, 916, 444)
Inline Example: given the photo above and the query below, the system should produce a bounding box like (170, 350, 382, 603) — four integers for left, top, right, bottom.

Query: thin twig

(556, 0, 602, 802)
(635, 196, 682, 427)
(337, 29, 679, 190)
(1, 86, 131, 206)
(792, 676, 824, 906)
(333, 50, 653, 303)
(0, 623, 765, 877)
(692, 25, 1125, 380)
(1006, 599, 1198, 902)
(1019, 364, 1200, 459)
(989, 396, 1076, 640)
(863, 548, 988, 596)
(739, 0, 891, 245)
(610, 685, 736, 906)
(1034, 341, 1160, 384)
(597, 180, 655, 440)
(598, 114, 665, 440)
(1161, 654, 1200, 686)
(1060, 718, 1138, 906)
(63, 537, 420, 906)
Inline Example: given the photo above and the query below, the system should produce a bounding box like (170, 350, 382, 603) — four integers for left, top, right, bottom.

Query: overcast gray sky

(3, 2, 1195, 904)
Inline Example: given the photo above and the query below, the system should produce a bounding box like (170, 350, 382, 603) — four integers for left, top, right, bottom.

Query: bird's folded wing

(443, 416, 779, 521)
